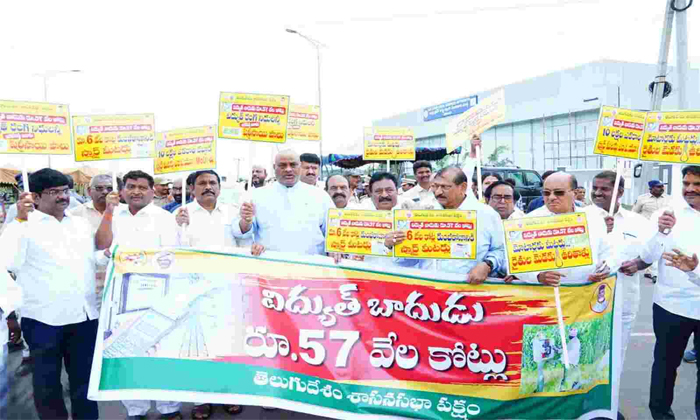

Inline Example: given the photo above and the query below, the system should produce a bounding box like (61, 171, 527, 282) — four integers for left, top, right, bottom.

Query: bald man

(233, 150, 334, 255)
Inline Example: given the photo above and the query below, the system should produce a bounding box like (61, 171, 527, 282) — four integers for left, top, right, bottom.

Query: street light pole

(286, 29, 326, 179)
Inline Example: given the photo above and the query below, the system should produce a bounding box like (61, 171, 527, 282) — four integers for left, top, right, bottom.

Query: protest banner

(640, 110, 700, 164)
(218, 92, 290, 143)
(363, 127, 416, 161)
(154, 126, 216, 175)
(0, 100, 71, 155)
(73, 114, 155, 162)
(503, 212, 593, 275)
(593, 106, 646, 159)
(446, 89, 506, 154)
(325, 209, 393, 257)
(89, 248, 621, 420)
(392, 210, 477, 260)
(287, 104, 321, 141)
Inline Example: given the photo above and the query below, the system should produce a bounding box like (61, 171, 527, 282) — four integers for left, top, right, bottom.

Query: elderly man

(250, 165, 268, 189)
(233, 150, 334, 256)
(163, 174, 195, 213)
(325, 175, 351, 209)
(300, 153, 321, 186)
(152, 177, 172, 208)
(1, 168, 105, 419)
(526, 170, 556, 213)
(519, 172, 613, 286)
(401, 161, 435, 208)
(346, 169, 363, 206)
(485, 181, 524, 220)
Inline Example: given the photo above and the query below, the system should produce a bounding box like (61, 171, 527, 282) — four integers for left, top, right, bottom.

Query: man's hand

(251, 244, 265, 257)
(467, 262, 490, 285)
(504, 275, 517, 284)
(7, 316, 21, 344)
(619, 259, 641, 276)
(328, 252, 343, 264)
(603, 216, 614, 234)
(662, 248, 699, 272)
(537, 271, 566, 286)
(103, 249, 112, 259)
(16, 192, 35, 220)
(470, 135, 482, 159)
(105, 191, 120, 214)
(239, 202, 255, 233)
(658, 210, 676, 234)
(175, 207, 190, 227)
(587, 261, 611, 282)
(384, 231, 407, 248)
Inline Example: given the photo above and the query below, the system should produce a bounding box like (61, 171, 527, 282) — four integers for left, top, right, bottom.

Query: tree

(485, 145, 514, 167)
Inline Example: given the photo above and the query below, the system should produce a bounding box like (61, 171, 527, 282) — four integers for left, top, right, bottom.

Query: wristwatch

(483, 259, 494, 272)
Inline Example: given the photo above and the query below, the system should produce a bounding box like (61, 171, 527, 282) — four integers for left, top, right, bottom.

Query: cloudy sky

(1, 0, 698, 179)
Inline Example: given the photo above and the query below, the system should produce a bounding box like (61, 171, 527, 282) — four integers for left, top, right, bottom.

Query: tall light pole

(32, 70, 82, 168)
(286, 29, 326, 179)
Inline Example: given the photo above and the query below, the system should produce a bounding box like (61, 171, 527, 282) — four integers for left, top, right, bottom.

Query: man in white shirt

(300, 153, 321, 186)
(400, 160, 435, 208)
(250, 165, 267, 189)
(484, 181, 525, 220)
(634, 180, 673, 281)
(0, 168, 104, 420)
(641, 165, 700, 420)
(325, 175, 351, 209)
(233, 150, 334, 256)
(97, 170, 182, 420)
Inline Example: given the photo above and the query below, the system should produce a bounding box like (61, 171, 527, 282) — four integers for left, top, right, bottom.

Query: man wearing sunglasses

(518, 172, 614, 286)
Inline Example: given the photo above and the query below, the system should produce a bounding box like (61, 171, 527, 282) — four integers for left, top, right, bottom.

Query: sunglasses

(542, 189, 571, 197)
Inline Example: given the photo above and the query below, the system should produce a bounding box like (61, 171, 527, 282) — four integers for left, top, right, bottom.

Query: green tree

(486, 145, 514, 167)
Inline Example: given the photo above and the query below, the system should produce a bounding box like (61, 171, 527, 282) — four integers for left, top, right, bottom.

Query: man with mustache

(484, 181, 524, 220)
(251, 165, 267, 189)
(163, 174, 195, 213)
(325, 175, 351, 209)
(401, 161, 435, 208)
(95, 170, 183, 420)
(0, 168, 107, 419)
(638, 165, 700, 420)
(300, 153, 321, 186)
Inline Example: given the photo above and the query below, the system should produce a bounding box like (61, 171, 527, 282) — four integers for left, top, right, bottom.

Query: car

(477, 166, 544, 209)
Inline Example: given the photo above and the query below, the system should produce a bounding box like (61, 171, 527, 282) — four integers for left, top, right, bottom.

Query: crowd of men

(1, 139, 700, 420)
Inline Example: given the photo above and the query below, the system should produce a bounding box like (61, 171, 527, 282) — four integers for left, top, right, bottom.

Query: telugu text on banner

(640, 111, 700, 164)
(446, 90, 506, 153)
(154, 126, 217, 175)
(593, 106, 646, 159)
(89, 248, 620, 420)
(0, 100, 71, 155)
(503, 213, 593, 275)
(393, 210, 477, 260)
(287, 104, 321, 141)
(363, 127, 416, 161)
(218, 92, 290, 143)
(73, 114, 155, 162)
(325, 209, 393, 257)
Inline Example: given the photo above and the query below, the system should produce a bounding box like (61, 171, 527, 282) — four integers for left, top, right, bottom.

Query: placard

(363, 127, 416, 161)
(393, 209, 477, 259)
(73, 114, 155, 161)
(640, 111, 700, 164)
(154, 126, 216, 175)
(325, 209, 393, 256)
(287, 104, 320, 141)
(446, 89, 506, 153)
(593, 106, 646, 159)
(0, 100, 71, 155)
(218, 92, 289, 143)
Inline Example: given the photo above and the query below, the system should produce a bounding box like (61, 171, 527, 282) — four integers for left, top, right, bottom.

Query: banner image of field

(89, 248, 621, 420)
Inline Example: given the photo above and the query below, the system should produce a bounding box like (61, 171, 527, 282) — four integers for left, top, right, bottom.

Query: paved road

(7, 278, 699, 419)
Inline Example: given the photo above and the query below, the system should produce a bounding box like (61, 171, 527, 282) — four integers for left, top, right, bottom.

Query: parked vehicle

(478, 166, 544, 208)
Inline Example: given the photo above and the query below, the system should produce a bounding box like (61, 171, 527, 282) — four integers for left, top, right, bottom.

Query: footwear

(683, 349, 697, 363)
(192, 404, 213, 419)
(159, 412, 183, 420)
(126, 416, 147, 420)
(15, 357, 33, 377)
(223, 404, 243, 416)
(262, 406, 278, 411)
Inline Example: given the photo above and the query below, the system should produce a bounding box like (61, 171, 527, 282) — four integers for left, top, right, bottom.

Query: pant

(1, 344, 8, 420)
(21, 317, 99, 420)
(536, 360, 546, 392)
(649, 304, 700, 419)
(122, 399, 181, 416)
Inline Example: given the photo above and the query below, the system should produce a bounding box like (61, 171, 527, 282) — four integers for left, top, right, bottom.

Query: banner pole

(476, 145, 483, 200)
(387, 159, 390, 173)
(608, 160, 624, 217)
(22, 156, 30, 194)
(181, 172, 187, 237)
(554, 287, 571, 368)
(111, 161, 118, 193)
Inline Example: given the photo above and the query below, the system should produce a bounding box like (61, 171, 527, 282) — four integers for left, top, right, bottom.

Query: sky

(1, 0, 698, 181)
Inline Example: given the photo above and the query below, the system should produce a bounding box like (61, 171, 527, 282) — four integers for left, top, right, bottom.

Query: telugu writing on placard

(593, 106, 646, 159)
(503, 212, 593, 275)
(640, 111, 700, 164)
(0, 100, 71, 155)
(326, 209, 393, 256)
(218, 92, 289, 143)
(423, 96, 478, 122)
(154, 126, 217, 175)
(446, 89, 506, 153)
(73, 114, 155, 162)
(363, 127, 416, 161)
(393, 209, 477, 259)
(287, 104, 320, 141)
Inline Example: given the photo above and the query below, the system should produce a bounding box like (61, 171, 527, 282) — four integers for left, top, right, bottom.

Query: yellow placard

(363, 127, 416, 161)
(287, 104, 320, 141)
(0, 100, 71, 155)
(593, 106, 645, 159)
(325, 209, 393, 256)
(73, 114, 155, 162)
(640, 111, 700, 164)
(154, 126, 216, 175)
(504, 212, 593, 275)
(218, 92, 289, 143)
(393, 209, 477, 259)
(446, 89, 506, 153)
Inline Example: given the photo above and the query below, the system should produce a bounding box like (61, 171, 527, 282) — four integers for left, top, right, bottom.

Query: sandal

(191, 404, 212, 420)
(224, 405, 244, 416)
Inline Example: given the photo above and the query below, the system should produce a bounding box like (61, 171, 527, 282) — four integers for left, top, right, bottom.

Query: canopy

(323, 146, 462, 169)
(60, 167, 103, 185)
(0, 168, 19, 185)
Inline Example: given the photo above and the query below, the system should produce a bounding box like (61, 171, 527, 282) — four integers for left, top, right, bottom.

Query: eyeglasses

(92, 186, 113, 193)
(542, 189, 572, 197)
(490, 195, 513, 202)
(431, 183, 454, 193)
(42, 187, 70, 197)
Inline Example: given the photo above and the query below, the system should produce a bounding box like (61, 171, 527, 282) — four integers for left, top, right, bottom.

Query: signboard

(73, 114, 155, 162)
(640, 111, 700, 164)
(90, 248, 621, 420)
(446, 90, 506, 153)
(287, 104, 321, 141)
(423, 95, 478, 122)
(218, 92, 289, 143)
(325, 209, 393, 257)
(503, 213, 593, 275)
(363, 127, 416, 161)
(393, 209, 477, 259)
(593, 106, 646, 159)
(154, 126, 216, 175)
(0, 100, 71, 155)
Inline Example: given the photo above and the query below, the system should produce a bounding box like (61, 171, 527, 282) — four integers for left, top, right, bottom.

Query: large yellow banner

(363, 127, 416, 161)
(325, 209, 393, 256)
(287, 104, 320, 141)
(504, 213, 593, 275)
(593, 106, 646, 159)
(640, 111, 700, 164)
(73, 114, 155, 162)
(218, 92, 289, 143)
(0, 100, 71, 155)
(154, 126, 216, 175)
(393, 209, 477, 259)
(446, 89, 506, 153)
